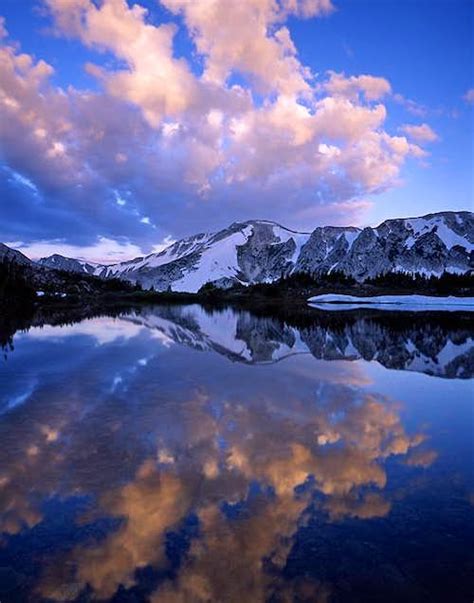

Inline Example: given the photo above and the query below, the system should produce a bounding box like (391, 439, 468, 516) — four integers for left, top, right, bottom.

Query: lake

(0, 304, 473, 602)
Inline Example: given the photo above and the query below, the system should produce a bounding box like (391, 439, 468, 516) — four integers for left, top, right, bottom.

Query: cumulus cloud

(47, 0, 200, 126)
(0, 1, 436, 255)
(161, 0, 333, 96)
(324, 71, 391, 101)
(400, 123, 439, 143)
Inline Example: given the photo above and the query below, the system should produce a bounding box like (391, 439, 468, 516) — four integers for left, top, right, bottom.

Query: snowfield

(308, 294, 474, 311)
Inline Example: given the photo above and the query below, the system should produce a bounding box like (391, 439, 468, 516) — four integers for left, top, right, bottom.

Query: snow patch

(172, 226, 253, 292)
(308, 294, 474, 312)
(405, 217, 472, 251)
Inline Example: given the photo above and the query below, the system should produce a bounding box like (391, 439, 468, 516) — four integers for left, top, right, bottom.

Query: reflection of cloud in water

(404, 447, 438, 468)
(1, 380, 36, 415)
(41, 460, 190, 599)
(155, 493, 312, 603)
(35, 387, 429, 600)
(18, 317, 146, 345)
(0, 311, 441, 601)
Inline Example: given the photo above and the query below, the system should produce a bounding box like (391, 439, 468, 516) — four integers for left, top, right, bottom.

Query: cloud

(324, 71, 391, 101)
(400, 123, 439, 143)
(404, 447, 437, 468)
(0, 1, 436, 250)
(161, 0, 333, 97)
(0, 33, 162, 245)
(5, 236, 174, 263)
(53, 0, 198, 127)
(0, 308, 434, 601)
(392, 93, 427, 117)
(22, 317, 146, 345)
(463, 88, 474, 105)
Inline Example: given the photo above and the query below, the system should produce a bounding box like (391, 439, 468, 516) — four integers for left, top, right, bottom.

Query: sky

(0, 0, 472, 263)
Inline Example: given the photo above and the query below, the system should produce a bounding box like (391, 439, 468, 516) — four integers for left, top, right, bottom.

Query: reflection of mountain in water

(0, 312, 436, 601)
(1, 307, 471, 602)
(125, 305, 474, 378)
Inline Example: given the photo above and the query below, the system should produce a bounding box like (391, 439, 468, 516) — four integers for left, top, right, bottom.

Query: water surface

(0, 305, 473, 602)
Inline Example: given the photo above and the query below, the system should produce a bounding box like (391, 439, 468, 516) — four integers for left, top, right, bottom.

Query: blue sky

(0, 0, 472, 261)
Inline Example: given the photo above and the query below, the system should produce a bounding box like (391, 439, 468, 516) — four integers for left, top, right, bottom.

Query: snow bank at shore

(308, 294, 474, 312)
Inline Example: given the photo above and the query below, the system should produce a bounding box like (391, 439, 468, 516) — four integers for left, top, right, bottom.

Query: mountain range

(2, 210, 473, 293)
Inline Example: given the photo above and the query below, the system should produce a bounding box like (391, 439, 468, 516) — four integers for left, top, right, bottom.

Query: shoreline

(2, 283, 474, 321)
(308, 293, 474, 312)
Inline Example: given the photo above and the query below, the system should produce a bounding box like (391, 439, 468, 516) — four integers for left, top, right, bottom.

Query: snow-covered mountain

(37, 254, 100, 275)
(37, 211, 473, 292)
(0, 243, 134, 297)
(38, 220, 312, 290)
(297, 211, 473, 281)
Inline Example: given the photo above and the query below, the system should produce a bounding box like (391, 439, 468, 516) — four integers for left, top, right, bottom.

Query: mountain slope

(0, 243, 33, 266)
(37, 211, 473, 292)
(38, 254, 100, 275)
(0, 243, 138, 300)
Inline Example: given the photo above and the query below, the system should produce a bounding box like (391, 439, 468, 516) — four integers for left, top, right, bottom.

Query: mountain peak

(227, 219, 311, 235)
(0, 243, 32, 265)
(38, 254, 99, 275)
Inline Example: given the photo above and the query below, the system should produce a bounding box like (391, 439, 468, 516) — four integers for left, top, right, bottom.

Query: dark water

(0, 305, 473, 602)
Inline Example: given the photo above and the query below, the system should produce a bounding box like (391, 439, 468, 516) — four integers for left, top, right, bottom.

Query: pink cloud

(161, 0, 321, 97)
(0, 2, 439, 243)
(324, 71, 392, 101)
(400, 123, 439, 143)
(463, 88, 474, 105)
(7, 235, 175, 264)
